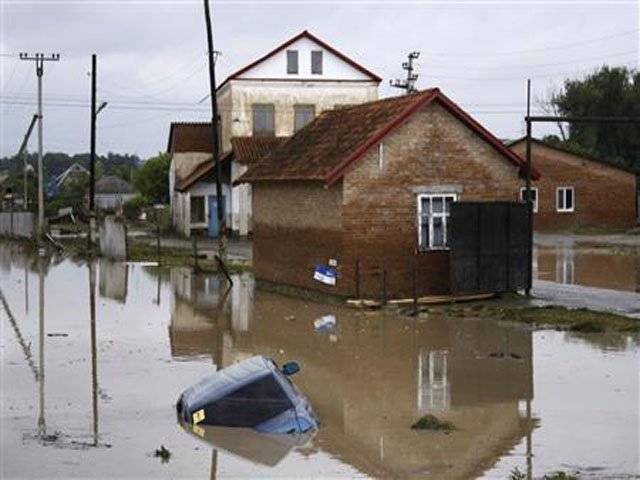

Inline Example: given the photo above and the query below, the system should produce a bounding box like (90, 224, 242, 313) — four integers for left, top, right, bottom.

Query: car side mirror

(282, 361, 300, 376)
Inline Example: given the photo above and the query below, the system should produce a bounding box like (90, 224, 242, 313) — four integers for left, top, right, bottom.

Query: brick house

(509, 138, 638, 231)
(238, 89, 531, 299)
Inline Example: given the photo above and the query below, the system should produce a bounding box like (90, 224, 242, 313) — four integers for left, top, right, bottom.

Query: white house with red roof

(168, 30, 380, 238)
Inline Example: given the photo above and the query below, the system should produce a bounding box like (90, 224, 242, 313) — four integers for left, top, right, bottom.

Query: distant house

(509, 138, 637, 231)
(47, 162, 89, 197)
(94, 175, 135, 211)
(238, 89, 531, 298)
(168, 30, 380, 237)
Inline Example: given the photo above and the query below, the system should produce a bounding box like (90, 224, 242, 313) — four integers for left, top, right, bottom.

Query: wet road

(1, 243, 638, 479)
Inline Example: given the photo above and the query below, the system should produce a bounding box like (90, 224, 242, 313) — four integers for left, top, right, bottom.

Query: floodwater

(0, 243, 638, 479)
(534, 242, 640, 293)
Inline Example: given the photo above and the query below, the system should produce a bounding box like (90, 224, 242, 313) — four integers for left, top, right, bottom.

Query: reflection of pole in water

(156, 270, 161, 306)
(526, 399, 532, 479)
(210, 448, 218, 480)
(37, 257, 45, 437)
(24, 263, 29, 315)
(89, 262, 99, 446)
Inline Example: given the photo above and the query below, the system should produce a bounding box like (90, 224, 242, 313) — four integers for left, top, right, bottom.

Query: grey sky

(1, 0, 638, 159)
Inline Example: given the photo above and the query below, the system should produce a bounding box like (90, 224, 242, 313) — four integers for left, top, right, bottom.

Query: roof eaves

(217, 30, 381, 90)
(432, 92, 540, 180)
(323, 89, 439, 186)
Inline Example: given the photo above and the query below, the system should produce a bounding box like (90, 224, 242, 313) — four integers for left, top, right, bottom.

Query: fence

(0, 211, 35, 238)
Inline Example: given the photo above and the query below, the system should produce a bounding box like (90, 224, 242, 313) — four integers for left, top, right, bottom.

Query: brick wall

(252, 182, 349, 295)
(511, 141, 637, 231)
(252, 101, 523, 298)
(342, 102, 521, 297)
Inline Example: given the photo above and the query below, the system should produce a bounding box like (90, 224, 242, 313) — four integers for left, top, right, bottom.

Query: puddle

(0, 243, 638, 479)
(534, 243, 640, 292)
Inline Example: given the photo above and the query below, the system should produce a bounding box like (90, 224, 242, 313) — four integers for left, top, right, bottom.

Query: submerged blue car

(176, 356, 319, 434)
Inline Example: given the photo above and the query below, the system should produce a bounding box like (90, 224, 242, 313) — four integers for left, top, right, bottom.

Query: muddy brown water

(534, 243, 640, 293)
(0, 244, 638, 479)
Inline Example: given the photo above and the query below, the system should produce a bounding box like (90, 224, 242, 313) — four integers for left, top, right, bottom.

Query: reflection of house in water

(535, 244, 638, 292)
(168, 269, 254, 359)
(211, 291, 533, 480)
(98, 259, 128, 303)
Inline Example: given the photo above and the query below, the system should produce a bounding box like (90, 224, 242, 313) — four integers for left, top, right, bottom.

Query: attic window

(311, 50, 323, 74)
(287, 50, 298, 74)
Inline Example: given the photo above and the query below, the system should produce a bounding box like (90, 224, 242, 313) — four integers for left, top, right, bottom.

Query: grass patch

(458, 304, 639, 333)
(410, 414, 455, 432)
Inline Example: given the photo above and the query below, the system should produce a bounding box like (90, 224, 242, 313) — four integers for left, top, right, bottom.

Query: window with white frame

(418, 193, 457, 250)
(556, 186, 575, 212)
(519, 187, 539, 213)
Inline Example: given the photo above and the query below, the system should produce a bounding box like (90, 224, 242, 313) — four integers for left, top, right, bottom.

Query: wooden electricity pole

(202, 0, 227, 263)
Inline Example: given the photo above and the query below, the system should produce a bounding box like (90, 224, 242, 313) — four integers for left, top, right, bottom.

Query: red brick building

(239, 89, 531, 299)
(509, 138, 638, 231)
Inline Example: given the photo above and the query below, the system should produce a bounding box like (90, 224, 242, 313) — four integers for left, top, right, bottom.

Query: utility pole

(390, 51, 420, 94)
(19, 53, 60, 242)
(89, 54, 97, 250)
(202, 0, 227, 263)
(88, 54, 107, 251)
(16, 114, 38, 210)
(525, 79, 533, 296)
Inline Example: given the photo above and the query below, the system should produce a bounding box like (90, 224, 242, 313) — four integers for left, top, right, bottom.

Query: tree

(134, 152, 170, 204)
(548, 66, 640, 169)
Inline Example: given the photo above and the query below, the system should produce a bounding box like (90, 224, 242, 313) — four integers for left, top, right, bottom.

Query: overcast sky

(1, 0, 638, 159)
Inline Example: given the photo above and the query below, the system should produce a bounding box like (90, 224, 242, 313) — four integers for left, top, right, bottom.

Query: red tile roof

(218, 30, 381, 90)
(231, 137, 289, 165)
(238, 89, 536, 185)
(167, 122, 213, 153)
(174, 137, 286, 192)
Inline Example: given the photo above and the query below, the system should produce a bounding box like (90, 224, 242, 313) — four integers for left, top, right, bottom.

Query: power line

(427, 50, 638, 71)
(422, 28, 639, 57)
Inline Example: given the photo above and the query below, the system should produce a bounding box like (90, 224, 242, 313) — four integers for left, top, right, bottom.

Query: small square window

(286, 50, 298, 74)
(556, 187, 574, 212)
(311, 50, 323, 74)
(519, 187, 538, 213)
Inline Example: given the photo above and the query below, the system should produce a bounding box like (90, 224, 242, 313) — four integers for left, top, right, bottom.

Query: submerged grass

(410, 414, 455, 432)
(445, 303, 639, 333)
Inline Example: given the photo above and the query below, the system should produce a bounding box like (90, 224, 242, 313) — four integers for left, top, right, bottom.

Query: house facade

(509, 138, 637, 231)
(94, 175, 136, 211)
(169, 30, 380, 238)
(238, 89, 530, 299)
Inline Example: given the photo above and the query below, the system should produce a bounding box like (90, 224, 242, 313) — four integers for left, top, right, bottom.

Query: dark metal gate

(449, 202, 530, 294)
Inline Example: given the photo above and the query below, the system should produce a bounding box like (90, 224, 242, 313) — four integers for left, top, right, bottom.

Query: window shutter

(287, 50, 298, 74)
(311, 50, 323, 74)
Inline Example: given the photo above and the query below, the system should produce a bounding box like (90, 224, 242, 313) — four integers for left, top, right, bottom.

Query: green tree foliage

(46, 176, 89, 216)
(0, 151, 141, 181)
(134, 152, 170, 204)
(549, 66, 640, 169)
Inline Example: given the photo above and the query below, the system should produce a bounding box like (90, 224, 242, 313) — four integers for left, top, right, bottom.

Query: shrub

(123, 195, 148, 221)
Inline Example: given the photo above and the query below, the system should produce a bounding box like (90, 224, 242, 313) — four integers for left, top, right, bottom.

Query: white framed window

(556, 186, 575, 212)
(417, 193, 457, 250)
(519, 187, 538, 213)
